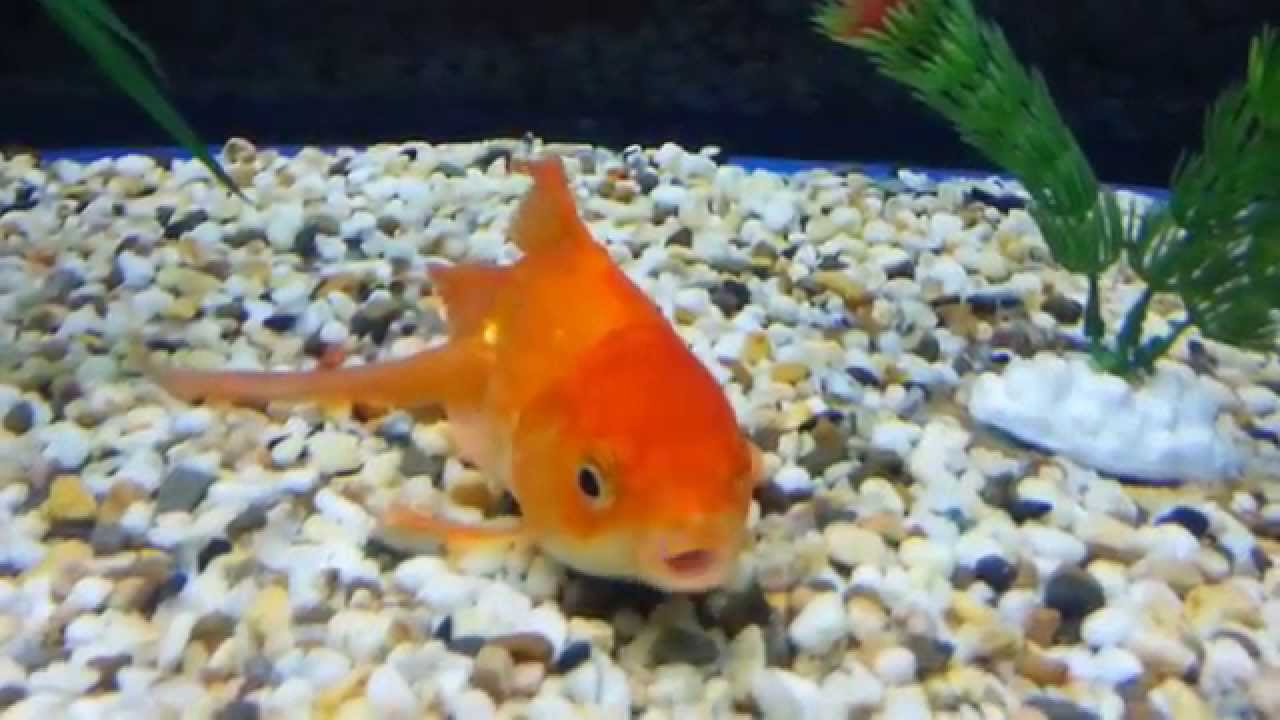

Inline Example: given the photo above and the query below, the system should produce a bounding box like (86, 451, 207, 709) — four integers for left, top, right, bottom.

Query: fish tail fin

(144, 338, 488, 409)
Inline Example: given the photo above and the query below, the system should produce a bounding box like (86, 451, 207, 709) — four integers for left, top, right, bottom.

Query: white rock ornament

(967, 352, 1245, 484)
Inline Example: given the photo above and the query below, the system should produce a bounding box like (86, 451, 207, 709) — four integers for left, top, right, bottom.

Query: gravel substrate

(1, 137, 1279, 719)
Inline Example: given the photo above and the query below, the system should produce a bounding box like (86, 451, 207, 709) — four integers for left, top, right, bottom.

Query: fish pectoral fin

(379, 500, 527, 551)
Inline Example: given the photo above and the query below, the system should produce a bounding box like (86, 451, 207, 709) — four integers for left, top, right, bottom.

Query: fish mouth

(647, 547, 732, 593)
(663, 549, 717, 576)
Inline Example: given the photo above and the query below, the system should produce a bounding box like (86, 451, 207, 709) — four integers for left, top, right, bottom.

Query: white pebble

(873, 646, 917, 686)
(788, 593, 848, 654)
(1082, 606, 1136, 648)
(366, 663, 419, 718)
(751, 668, 820, 719)
(771, 464, 813, 495)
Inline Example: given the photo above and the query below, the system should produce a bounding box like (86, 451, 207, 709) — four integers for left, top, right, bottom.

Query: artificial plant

(36, 0, 245, 199)
(815, 0, 1280, 378)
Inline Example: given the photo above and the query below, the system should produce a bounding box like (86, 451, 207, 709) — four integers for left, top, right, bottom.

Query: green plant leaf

(815, 0, 1123, 277)
(38, 0, 246, 200)
(1128, 27, 1280, 352)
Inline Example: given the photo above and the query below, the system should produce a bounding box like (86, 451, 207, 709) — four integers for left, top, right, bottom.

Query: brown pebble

(1015, 647, 1068, 686)
(1025, 607, 1061, 648)
(488, 632, 554, 665)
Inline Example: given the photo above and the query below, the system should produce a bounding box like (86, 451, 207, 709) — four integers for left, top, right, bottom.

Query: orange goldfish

(148, 155, 764, 593)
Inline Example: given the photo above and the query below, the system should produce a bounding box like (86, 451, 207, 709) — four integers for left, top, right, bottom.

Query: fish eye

(577, 464, 602, 499)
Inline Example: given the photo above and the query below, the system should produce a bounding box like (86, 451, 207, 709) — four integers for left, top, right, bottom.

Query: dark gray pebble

(710, 280, 750, 317)
(912, 334, 941, 363)
(140, 572, 187, 616)
(226, 505, 268, 539)
(215, 700, 261, 720)
(554, 640, 593, 673)
(399, 444, 444, 479)
(1155, 506, 1209, 538)
(198, 537, 233, 572)
(1042, 294, 1083, 325)
(40, 268, 83, 303)
(1044, 567, 1105, 621)
(559, 574, 665, 620)
(1008, 498, 1053, 523)
(0, 685, 26, 710)
(713, 584, 775, 637)
(90, 522, 128, 555)
(2, 402, 34, 434)
(846, 366, 882, 387)
(164, 209, 209, 239)
(225, 227, 268, 248)
(905, 633, 953, 676)
(666, 227, 693, 248)
(155, 466, 218, 514)
(650, 625, 720, 667)
(1026, 695, 1100, 720)
(973, 555, 1017, 594)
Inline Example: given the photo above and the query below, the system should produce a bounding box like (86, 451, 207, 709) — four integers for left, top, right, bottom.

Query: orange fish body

(150, 156, 763, 592)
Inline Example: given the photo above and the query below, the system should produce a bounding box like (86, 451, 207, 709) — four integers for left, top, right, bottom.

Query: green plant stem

(1113, 287, 1153, 361)
(1083, 272, 1106, 350)
(1132, 319, 1193, 374)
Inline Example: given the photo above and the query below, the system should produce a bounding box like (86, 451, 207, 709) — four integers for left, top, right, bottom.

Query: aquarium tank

(4, 0, 1280, 717)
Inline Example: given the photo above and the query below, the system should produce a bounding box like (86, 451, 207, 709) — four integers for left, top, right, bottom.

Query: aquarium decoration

(37, 0, 245, 199)
(815, 0, 1280, 379)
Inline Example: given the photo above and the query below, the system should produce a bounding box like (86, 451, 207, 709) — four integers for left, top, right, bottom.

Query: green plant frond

(821, 0, 1121, 276)
(74, 0, 165, 80)
(38, 0, 246, 201)
(1132, 31, 1280, 343)
(1249, 26, 1280, 130)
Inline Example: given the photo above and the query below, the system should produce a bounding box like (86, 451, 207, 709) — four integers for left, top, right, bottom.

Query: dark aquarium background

(3, 0, 1278, 187)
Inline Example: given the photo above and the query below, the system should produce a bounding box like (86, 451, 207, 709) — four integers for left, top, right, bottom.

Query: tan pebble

(812, 271, 870, 305)
(1149, 677, 1213, 720)
(43, 475, 97, 521)
(1015, 648, 1068, 686)
(99, 483, 147, 523)
(509, 661, 545, 697)
(1013, 559, 1040, 589)
(247, 585, 291, 638)
(473, 645, 515, 701)
(111, 575, 167, 612)
(317, 667, 371, 714)
(742, 332, 772, 366)
(769, 362, 810, 385)
(488, 632, 554, 665)
(1024, 608, 1061, 648)
(1011, 708, 1050, 720)
(858, 512, 907, 545)
(163, 296, 200, 321)
(23, 539, 92, 581)
(1185, 582, 1260, 631)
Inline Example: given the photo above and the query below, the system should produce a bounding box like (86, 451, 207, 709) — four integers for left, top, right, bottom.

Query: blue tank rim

(23, 144, 1172, 201)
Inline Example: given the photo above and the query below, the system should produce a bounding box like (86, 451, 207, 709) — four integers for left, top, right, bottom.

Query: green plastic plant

(36, 0, 245, 199)
(815, 0, 1280, 377)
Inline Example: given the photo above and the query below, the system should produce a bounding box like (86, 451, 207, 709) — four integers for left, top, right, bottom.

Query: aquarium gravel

(1, 137, 1280, 719)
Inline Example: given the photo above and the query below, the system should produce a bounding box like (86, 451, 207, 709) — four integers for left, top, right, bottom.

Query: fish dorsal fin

(509, 155, 588, 256)
(429, 261, 511, 337)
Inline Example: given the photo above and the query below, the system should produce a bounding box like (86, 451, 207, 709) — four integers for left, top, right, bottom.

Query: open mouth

(663, 549, 717, 576)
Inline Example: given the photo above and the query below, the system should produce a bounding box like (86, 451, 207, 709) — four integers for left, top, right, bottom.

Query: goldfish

(147, 155, 764, 593)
